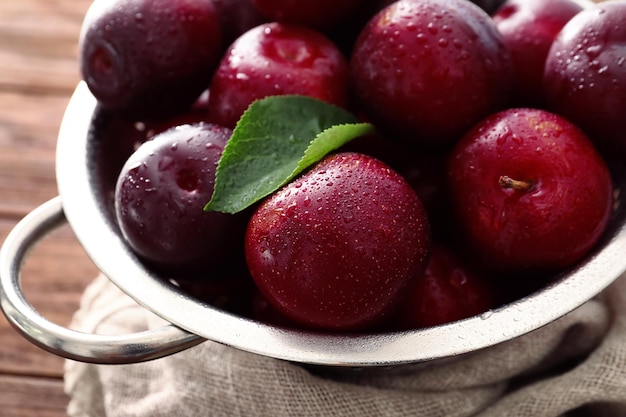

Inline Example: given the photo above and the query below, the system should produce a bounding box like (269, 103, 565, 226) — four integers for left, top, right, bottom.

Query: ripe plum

(492, 0, 588, 106)
(115, 123, 245, 277)
(208, 22, 349, 129)
(245, 152, 431, 331)
(447, 108, 613, 274)
(350, 0, 513, 149)
(543, 1, 626, 153)
(79, 0, 223, 119)
(393, 245, 494, 329)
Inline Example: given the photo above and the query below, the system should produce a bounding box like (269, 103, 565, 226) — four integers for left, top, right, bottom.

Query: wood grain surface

(0, 1, 98, 416)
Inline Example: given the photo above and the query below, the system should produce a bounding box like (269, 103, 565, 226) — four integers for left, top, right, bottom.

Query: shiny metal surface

(0, 197, 205, 364)
(2, 81, 626, 367)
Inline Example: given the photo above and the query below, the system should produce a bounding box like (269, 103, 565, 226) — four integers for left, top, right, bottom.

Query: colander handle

(0, 197, 205, 364)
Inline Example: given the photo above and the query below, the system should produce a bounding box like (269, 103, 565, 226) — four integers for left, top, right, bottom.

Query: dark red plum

(447, 108, 613, 274)
(393, 244, 494, 329)
(115, 123, 245, 278)
(544, 1, 626, 153)
(350, 0, 513, 150)
(208, 22, 349, 129)
(245, 152, 431, 331)
(80, 0, 223, 119)
(492, 0, 588, 106)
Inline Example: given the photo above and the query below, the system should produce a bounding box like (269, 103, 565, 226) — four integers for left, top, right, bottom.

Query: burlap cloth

(64, 273, 626, 417)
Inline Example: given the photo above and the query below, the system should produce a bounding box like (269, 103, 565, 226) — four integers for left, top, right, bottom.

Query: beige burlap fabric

(64, 273, 626, 417)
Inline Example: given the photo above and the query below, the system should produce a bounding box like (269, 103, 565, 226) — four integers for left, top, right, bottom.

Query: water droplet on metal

(480, 311, 493, 320)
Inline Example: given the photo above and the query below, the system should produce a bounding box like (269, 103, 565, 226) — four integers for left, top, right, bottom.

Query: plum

(349, 0, 513, 150)
(115, 123, 246, 278)
(393, 244, 494, 329)
(492, 0, 589, 106)
(447, 108, 613, 274)
(543, 1, 626, 153)
(245, 152, 432, 331)
(79, 0, 223, 119)
(207, 22, 349, 129)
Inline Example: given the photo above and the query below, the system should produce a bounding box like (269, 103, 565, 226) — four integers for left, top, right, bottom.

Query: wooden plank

(0, 0, 90, 95)
(0, 374, 69, 417)
(0, 135, 59, 218)
(0, 0, 98, 400)
(0, 0, 87, 213)
(0, 91, 74, 150)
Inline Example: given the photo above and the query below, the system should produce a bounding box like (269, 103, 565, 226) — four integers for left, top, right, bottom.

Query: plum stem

(499, 175, 533, 191)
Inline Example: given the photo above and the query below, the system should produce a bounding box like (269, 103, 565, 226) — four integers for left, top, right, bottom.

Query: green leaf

(204, 95, 374, 214)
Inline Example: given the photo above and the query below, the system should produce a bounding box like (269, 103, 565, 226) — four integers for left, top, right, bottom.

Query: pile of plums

(78, 0, 624, 332)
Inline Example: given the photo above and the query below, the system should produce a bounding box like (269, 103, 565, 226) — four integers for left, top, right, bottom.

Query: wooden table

(0, 1, 99, 416)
